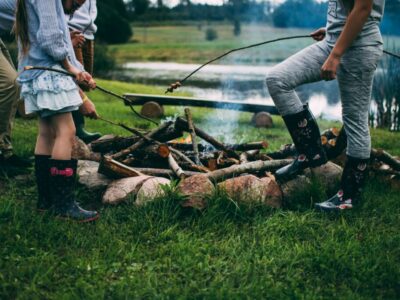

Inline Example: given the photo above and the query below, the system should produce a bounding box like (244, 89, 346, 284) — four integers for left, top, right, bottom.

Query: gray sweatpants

(266, 40, 383, 159)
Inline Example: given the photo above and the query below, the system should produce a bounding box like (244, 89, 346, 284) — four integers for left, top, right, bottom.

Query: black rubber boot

(0, 152, 32, 177)
(49, 159, 99, 222)
(275, 106, 327, 181)
(72, 110, 101, 144)
(315, 156, 369, 212)
(35, 155, 51, 211)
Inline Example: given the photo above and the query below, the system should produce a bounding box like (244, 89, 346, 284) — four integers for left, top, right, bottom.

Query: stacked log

(72, 115, 400, 209)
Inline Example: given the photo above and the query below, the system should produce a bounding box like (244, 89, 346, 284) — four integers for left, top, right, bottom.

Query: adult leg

(266, 42, 331, 180)
(47, 112, 99, 222)
(316, 46, 383, 211)
(0, 39, 31, 174)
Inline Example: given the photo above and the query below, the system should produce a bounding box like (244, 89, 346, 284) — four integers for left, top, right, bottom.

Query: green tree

(97, 0, 132, 44)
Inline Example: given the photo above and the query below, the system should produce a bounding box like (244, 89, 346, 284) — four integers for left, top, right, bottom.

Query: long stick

(164, 37, 400, 94)
(165, 35, 310, 93)
(23, 66, 158, 125)
(184, 108, 202, 166)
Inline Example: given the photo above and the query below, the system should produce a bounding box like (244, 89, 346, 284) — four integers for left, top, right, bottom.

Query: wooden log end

(140, 101, 164, 118)
(98, 155, 143, 179)
(158, 144, 171, 158)
(251, 112, 274, 128)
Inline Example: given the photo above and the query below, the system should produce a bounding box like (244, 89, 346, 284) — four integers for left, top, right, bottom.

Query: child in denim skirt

(15, 0, 99, 222)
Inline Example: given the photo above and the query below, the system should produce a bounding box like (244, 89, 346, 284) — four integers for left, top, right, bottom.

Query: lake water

(120, 62, 345, 121)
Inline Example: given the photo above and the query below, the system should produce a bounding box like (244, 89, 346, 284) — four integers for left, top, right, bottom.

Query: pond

(118, 62, 346, 121)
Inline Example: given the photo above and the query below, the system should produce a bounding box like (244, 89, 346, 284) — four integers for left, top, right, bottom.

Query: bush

(205, 28, 218, 41)
(93, 43, 117, 77)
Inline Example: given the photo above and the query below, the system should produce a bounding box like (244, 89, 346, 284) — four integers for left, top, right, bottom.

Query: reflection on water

(120, 62, 343, 121)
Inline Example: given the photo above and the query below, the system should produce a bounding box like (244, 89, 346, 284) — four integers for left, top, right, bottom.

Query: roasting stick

(165, 35, 311, 93)
(97, 115, 149, 137)
(23, 66, 159, 125)
(165, 36, 400, 94)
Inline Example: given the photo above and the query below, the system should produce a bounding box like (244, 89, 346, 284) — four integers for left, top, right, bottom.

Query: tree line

(100, 0, 400, 44)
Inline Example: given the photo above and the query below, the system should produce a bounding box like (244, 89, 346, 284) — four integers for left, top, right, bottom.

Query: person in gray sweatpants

(266, 0, 385, 211)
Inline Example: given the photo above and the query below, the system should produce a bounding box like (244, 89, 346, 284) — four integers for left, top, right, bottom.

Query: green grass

(110, 24, 316, 64)
(1, 79, 400, 299)
(109, 22, 400, 64)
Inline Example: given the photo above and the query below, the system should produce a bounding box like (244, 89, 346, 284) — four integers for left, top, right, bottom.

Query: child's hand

(76, 71, 96, 90)
(70, 30, 85, 48)
(310, 27, 326, 41)
(79, 98, 98, 119)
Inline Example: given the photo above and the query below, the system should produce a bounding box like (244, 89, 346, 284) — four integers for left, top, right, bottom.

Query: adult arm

(321, 0, 373, 80)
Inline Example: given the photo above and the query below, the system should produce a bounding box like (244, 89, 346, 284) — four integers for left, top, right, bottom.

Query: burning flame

(170, 135, 192, 144)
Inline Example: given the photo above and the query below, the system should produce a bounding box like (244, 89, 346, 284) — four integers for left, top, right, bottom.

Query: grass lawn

(109, 22, 400, 65)
(1, 79, 400, 299)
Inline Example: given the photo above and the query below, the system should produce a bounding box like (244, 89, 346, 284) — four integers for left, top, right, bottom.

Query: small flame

(170, 135, 192, 144)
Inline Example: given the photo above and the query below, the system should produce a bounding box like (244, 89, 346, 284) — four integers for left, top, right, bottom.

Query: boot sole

(55, 214, 100, 223)
(315, 204, 352, 213)
(275, 159, 327, 182)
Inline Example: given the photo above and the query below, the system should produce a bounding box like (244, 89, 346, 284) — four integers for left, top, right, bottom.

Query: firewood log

(239, 150, 260, 164)
(168, 153, 186, 179)
(175, 117, 239, 159)
(226, 141, 269, 151)
(90, 135, 140, 154)
(371, 149, 400, 171)
(184, 108, 202, 166)
(111, 121, 182, 161)
(205, 159, 293, 182)
(166, 142, 211, 152)
(98, 155, 143, 179)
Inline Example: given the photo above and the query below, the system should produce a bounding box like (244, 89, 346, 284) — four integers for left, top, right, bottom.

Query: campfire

(74, 108, 400, 209)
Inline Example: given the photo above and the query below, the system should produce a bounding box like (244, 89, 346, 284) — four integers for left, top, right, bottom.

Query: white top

(66, 0, 98, 40)
(325, 0, 385, 47)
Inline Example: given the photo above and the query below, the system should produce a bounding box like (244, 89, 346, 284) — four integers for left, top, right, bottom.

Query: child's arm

(35, 0, 69, 61)
(61, 58, 96, 90)
(321, 0, 373, 80)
